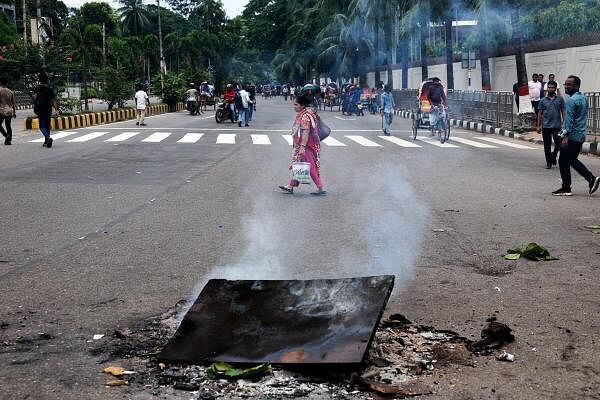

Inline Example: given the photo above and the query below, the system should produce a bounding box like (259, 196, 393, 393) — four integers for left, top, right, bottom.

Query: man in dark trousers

(552, 75, 600, 196)
(537, 81, 565, 169)
(32, 73, 59, 148)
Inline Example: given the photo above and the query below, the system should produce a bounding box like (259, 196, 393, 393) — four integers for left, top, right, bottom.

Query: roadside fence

(392, 89, 600, 137)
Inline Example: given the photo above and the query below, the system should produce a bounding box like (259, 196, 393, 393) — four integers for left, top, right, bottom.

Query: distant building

(0, 2, 16, 25)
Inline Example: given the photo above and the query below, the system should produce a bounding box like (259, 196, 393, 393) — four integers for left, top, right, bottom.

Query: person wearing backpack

(536, 81, 565, 169)
(279, 94, 326, 196)
(32, 73, 59, 148)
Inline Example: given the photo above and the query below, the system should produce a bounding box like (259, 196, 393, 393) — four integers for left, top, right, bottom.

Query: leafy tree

(100, 66, 132, 108)
(80, 2, 119, 35)
(158, 71, 185, 107)
(118, 0, 150, 36)
(0, 12, 17, 46)
(189, 0, 226, 33)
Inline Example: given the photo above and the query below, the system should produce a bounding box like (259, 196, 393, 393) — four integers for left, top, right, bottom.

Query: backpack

(234, 92, 243, 108)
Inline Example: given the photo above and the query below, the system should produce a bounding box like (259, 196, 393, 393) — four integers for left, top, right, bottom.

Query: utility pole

(22, 0, 27, 55)
(102, 22, 106, 67)
(157, 0, 165, 92)
(36, 0, 44, 67)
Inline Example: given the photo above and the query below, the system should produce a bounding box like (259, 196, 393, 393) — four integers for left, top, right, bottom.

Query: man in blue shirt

(380, 85, 395, 136)
(536, 81, 565, 169)
(552, 75, 600, 196)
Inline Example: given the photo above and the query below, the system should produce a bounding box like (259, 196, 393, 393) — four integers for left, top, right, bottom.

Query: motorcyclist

(185, 83, 199, 115)
(224, 84, 237, 123)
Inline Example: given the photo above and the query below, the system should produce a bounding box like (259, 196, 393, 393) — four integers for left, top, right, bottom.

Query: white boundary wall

(368, 43, 600, 91)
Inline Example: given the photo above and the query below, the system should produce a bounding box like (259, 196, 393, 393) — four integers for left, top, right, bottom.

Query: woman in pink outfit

(279, 94, 326, 195)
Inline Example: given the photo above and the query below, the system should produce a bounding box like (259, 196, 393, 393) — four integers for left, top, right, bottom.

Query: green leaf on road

(206, 362, 272, 380)
(505, 242, 558, 261)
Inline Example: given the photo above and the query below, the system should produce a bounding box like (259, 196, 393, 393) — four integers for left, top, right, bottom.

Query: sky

(60, 0, 248, 19)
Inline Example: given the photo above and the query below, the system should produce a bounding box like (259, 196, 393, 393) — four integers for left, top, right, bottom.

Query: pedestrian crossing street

(28, 130, 537, 150)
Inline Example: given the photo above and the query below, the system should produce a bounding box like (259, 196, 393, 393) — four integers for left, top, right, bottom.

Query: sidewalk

(395, 110, 600, 157)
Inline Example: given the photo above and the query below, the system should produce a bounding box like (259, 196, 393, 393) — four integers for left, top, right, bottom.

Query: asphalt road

(1, 98, 599, 399)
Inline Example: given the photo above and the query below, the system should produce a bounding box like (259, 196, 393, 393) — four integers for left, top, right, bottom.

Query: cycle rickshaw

(411, 79, 450, 143)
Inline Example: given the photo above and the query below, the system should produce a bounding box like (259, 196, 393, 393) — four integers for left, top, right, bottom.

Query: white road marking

(416, 136, 460, 148)
(66, 131, 109, 142)
(449, 136, 497, 148)
(194, 115, 216, 120)
(474, 137, 535, 149)
(142, 132, 171, 142)
(321, 137, 346, 146)
(178, 133, 204, 143)
(216, 133, 236, 144)
(251, 134, 271, 145)
(281, 135, 294, 145)
(29, 131, 79, 142)
(377, 136, 422, 148)
(105, 131, 141, 142)
(345, 135, 382, 147)
(335, 116, 356, 121)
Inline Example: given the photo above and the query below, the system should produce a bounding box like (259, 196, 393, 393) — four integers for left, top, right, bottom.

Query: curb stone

(23, 103, 185, 131)
(395, 109, 599, 156)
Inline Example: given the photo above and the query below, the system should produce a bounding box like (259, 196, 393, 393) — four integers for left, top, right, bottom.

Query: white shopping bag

(291, 162, 311, 184)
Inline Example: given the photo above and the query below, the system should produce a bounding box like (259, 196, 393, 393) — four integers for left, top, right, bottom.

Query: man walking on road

(135, 84, 149, 126)
(552, 75, 600, 196)
(32, 73, 59, 148)
(237, 86, 252, 127)
(0, 77, 16, 145)
(380, 85, 395, 136)
(528, 73, 542, 115)
(537, 81, 565, 169)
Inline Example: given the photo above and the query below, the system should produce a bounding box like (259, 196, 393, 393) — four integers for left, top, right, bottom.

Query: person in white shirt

(543, 73, 561, 96)
(237, 86, 253, 127)
(528, 73, 542, 115)
(134, 84, 150, 126)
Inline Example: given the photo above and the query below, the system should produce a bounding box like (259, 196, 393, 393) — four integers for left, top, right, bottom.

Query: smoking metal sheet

(159, 275, 395, 365)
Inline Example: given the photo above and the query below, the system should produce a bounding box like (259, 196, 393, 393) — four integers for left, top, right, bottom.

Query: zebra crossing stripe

(105, 131, 141, 142)
(416, 136, 459, 148)
(216, 134, 236, 144)
(321, 136, 346, 146)
(345, 135, 382, 147)
(377, 135, 422, 148)
(450, 136, 497, 148)
(474, 137, 535, 149)
(281, 135, 293, 145)
(142, 132, 171, 142)
(178, 133, 204, 143)
(29, 131, 79, 142)
(251, 134, 271, 145)
(67, 131, 109, 142)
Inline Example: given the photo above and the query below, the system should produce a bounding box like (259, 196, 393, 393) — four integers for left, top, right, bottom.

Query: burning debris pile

(92, 307, 515, 398)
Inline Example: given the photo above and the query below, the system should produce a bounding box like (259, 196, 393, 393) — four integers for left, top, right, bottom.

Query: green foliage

(0, 13, 17, 47)
(100, 66, 132, 108)
(158, 72, 186, 105)
(58, 96, 83, 115)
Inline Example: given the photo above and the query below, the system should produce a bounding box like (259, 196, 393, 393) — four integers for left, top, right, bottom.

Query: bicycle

(429, 105, 450, 144)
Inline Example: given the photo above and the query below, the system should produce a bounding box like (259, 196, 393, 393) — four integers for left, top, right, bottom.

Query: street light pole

(157, 0, 165, 92)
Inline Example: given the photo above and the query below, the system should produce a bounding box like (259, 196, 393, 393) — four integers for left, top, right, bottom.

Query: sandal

(278, 185, 293, 194)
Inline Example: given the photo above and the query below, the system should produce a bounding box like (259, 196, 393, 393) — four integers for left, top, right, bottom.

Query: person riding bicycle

(424, 77, 447, 132)
(185, 83, 200, 115)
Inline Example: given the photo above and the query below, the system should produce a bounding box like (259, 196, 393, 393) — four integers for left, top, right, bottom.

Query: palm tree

(61, 24, 103, 110)
(142, 34, 159, 83)
(118, 0, 150, 36)
(164, 32, 181, 72)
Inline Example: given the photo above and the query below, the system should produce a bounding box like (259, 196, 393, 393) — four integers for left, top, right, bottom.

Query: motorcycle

(186, 100, 199, 115)
(215, 101, 238, 123)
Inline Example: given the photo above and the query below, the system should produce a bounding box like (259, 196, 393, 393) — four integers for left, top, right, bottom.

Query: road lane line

(377, 136, 422, 148)
(449, 136, 498, 148)
(66, 131, 109, 142)
(251, 134, 271, 145)
(345, 135, 382, 147)
(178, 133, 204, 143)
(321, 137, 346, 146)
(335, 116, 356, 121)
(416, 136, 460, 148)
(216, 133, 236, 144)
(474, 137, 535, 149)
(29, 131, 79, 142)
(142, 132, 172, 142)
(281, 135, 293, 145)
(105, 131, 141, 142)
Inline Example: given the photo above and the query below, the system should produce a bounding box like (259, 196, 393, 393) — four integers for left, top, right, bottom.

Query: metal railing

(392, 89, 600, 137)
